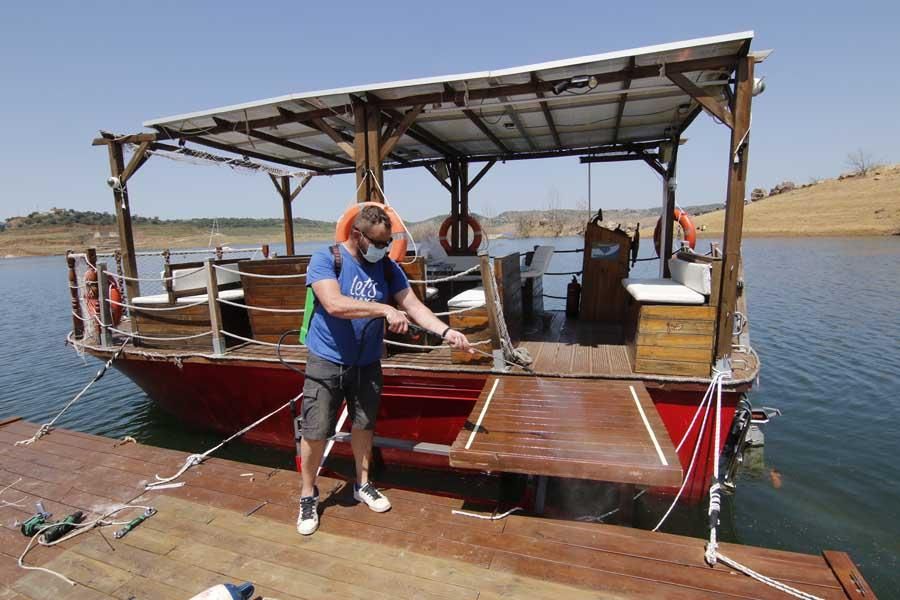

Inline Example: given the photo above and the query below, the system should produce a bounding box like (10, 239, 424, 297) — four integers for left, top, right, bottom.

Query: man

(297, 204, 473, 535)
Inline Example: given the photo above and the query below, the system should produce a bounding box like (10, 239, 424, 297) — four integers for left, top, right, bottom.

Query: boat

(67, 31, 770, 508)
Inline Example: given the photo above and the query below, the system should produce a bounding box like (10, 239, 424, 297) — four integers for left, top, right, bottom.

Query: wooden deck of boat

(450, 378, 682, 486)
(0, 417, 874, 599)
(82, 312, 759, 385)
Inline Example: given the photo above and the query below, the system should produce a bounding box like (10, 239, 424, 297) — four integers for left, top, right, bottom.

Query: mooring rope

(108, 297, 208, 312)
(108, 267, 204, 283)
(107, 327, 213, 342)
(430, 303, 486, 317)
(17, 504, 155, 585)
(700, 369, 824, 600)
(217, 297, 304, 313)
(213, 264, 306, 279)
(145, 393, 301, 490)
(220, 330, 305, 348)
(486, 259, 533, 368)
(452, 506, 523, 520)
(16, 337, 132, 446)
(407, 263, 482, 284)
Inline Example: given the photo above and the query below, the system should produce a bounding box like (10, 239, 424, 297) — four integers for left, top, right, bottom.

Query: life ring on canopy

(653, 208, 697, 256)
(334, 202, 408, 262)
(438, 215, 483, 255)
(84, 268, 124, 326)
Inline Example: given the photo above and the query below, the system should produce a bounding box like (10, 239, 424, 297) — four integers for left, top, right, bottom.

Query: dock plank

(0, 420, 874, 600)
(450, 377, 682, 486)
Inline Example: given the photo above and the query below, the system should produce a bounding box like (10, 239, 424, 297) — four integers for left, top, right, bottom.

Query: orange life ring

(438, 215, 483, 255)
(85, 268, 124, 326)
(653, 208, 697, 256)
(334, 202, 408, 262)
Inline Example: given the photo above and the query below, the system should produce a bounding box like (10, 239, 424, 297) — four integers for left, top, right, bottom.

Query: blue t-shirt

(305, 245, 409, 366)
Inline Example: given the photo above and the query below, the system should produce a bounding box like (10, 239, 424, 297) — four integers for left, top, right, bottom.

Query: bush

(769, 181, 796, 196)
(845, 149, 881, 177)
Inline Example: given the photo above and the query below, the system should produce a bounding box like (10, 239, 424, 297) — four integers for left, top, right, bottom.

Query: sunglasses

(355, 227, 393, 250)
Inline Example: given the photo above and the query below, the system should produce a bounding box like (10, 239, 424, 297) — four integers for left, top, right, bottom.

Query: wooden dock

(0, 417, 875, 599)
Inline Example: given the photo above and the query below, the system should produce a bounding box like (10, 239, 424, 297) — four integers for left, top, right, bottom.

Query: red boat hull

(115, 359, 738, 500)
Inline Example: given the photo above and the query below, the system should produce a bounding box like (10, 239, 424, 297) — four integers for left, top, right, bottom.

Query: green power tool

(20, 502, 85, 542)
(19, 502, 51, 537)
(40, 511, 85, 543)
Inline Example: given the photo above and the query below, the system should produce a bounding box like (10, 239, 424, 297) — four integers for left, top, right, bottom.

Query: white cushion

(163, 265, 242, 292)
(622, 279, 705, 305)
(448, 287, 486, 309)
(521, 245, 555, 279)
(668, 257, 711, 296)
(132, 288, 245, 306)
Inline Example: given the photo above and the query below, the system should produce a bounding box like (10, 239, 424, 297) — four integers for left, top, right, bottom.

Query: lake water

(1, 236, 898, 595)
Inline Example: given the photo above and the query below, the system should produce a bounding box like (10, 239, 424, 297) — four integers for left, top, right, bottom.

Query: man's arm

(311, 279, 409, 333)
(394, 288, 473, 352)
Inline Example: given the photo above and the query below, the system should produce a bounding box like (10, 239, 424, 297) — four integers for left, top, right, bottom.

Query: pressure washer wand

(114, 507, 156, 539)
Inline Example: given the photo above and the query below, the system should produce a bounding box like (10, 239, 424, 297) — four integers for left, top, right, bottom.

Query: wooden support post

(460, 161, 470, 251)
(365, 102, 384, 202)
(280, 175, 295, 255)
(67, 252, 84, 339)
(205, 259, 226, 356)
(479, 253, 503, 362)
(449, 160, 461, 254)
(262, 244, 270, 258)
(96, 262, 113, 348)
(353, 99, 369, 202)
(661, 145, 679, 278)
(715, 56, 754, 363)
(106, 142, 141, 302)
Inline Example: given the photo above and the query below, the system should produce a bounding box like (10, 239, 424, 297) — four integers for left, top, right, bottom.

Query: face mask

(362, 244, 388, 263)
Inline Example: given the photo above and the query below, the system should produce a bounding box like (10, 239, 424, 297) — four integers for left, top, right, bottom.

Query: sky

(1, 1, 898, 223)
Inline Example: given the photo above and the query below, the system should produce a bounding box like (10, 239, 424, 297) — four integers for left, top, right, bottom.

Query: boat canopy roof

(137, 31, 765, 174)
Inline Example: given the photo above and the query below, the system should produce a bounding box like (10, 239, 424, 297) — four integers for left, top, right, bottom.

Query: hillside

(2, 165, 897, 257)
(692, 164, 900, 237)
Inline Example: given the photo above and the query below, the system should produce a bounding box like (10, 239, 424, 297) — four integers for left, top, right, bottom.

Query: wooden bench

(129, 258, 251, 350)
(623, 254, 723, 377)
(238, 256, 310, 344)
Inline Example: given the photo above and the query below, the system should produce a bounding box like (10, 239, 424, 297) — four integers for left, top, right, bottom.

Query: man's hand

(444, 328, 474, 354)
(383, 306, 410, 335)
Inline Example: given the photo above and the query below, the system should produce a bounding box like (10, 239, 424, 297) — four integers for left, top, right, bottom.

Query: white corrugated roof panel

(141, 32, 758, 173)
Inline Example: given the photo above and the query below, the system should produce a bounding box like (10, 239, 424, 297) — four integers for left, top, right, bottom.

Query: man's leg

(300, 437, 327, 497)
(348, 362, 390, 512)
(350, 428, 374, 486)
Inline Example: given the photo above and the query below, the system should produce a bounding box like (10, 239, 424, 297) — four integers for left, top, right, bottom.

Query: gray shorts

(300, 353, 383, 440)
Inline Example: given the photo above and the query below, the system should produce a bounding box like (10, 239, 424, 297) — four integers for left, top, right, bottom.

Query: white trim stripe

(465, 378, 500, 450)
(630, 385, 668, 466)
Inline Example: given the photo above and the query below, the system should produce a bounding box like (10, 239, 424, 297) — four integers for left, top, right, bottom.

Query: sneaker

(296, 488, 320, 535)
(353, 482, 391, 513)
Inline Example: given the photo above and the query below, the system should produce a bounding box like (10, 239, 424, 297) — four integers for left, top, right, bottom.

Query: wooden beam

(301, 114, 357, 160)
(377, 104, 460, 158)
(374, 55, 738, 109)
(106, 143, 140, 303)
(668, 72, 734, 130)
(153, 105, 353, 141)
(612, 57, 635, 144)
(280, 175, 295, 255)
(462, 109, 510, 154)
(661, 144, 679, 276)
(424, 164, 452, 192)
(532, 74, 561, 148)
(353, 99, 369, 202)
(715, 56, 754, 361)
(641, 154, 667, 177)
(580, 154, 656, 164)
(268, 173, 286, 197)
(175, 133, 326, 172)
(212, 117, 354, 166)
(119, 141, 151, 185)
(93, 132, 159, 146)
(467, 160, 495, 192)
(379, 104, 425, 160)
(365, 102, 384, 202)
(289, 172, 314, 202)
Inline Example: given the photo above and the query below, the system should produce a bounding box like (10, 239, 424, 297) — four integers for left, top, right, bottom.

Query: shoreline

(2, 230, 896, 259)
